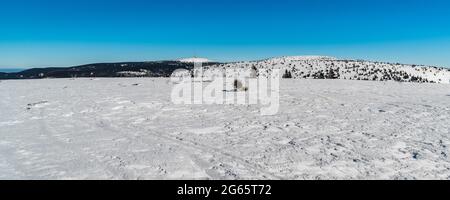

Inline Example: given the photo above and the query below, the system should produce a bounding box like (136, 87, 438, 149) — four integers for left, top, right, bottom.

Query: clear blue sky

(1, 0, 450, 68)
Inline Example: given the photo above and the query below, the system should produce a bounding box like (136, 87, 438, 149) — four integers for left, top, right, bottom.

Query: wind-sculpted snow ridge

(200, 56, 450, 84)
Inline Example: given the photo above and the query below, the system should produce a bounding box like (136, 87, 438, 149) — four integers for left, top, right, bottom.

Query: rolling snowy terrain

(203, 56, 450, 84)
(2, 56, 450, 84)
(1, 78, 450, 180)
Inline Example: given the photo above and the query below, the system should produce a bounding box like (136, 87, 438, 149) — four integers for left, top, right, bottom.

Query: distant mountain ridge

(1, 56, 449, 84)
(0, 61, 218, 79)
(0, 68, 25, 73)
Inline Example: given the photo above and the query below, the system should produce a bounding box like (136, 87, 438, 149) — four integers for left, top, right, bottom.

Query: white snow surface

(1, 78, 450, 180)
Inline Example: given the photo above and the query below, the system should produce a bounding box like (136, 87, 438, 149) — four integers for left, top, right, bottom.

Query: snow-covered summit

(199, 55, 450, 84)
(179, 57, 211, 63)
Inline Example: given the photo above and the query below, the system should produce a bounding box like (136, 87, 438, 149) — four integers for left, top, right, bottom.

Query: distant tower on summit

(179, 56, 211, 63)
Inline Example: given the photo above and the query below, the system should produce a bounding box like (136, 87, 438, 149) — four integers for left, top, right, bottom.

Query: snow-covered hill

(199, 56, 450, 84)
(2, 56, 449, 84)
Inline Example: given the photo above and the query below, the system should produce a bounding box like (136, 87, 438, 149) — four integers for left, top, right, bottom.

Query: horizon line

(1, 55, 449, 70)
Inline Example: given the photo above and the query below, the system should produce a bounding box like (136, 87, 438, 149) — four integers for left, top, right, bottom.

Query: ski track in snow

(0, 78, 450, 180)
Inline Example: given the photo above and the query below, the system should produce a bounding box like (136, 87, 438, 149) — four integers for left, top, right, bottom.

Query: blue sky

(1, 0, 450, 68)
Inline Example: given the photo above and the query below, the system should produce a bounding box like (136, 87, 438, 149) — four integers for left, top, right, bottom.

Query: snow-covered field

(1, 78, 450, 180)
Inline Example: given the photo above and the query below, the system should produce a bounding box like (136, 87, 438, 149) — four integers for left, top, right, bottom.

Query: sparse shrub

(282, 70, 293, 78)
(233, 79, 248, 91)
